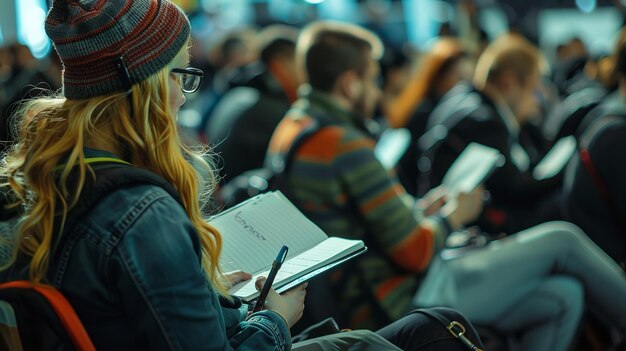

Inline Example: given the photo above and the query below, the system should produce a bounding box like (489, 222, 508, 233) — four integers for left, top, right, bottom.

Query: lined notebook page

(212, 192, 328, 274)
(228, 236, 364, 299)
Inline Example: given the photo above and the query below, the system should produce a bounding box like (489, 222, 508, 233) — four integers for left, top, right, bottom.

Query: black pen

(253, 245, 289, 313)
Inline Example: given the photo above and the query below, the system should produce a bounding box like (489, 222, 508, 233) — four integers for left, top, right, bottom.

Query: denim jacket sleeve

(110, 186, 291, 350)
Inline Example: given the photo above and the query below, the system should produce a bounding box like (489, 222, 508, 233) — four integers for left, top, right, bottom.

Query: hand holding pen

(253, 245, 308, 328)
(253, 245, 289, 313)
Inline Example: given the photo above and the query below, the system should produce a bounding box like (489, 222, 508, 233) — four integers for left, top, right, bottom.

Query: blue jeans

(415, 221, 626, 351)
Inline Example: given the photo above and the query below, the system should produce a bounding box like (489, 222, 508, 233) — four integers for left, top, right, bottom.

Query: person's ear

(337, 70, 361, 100)
(499, 70, 518, 93)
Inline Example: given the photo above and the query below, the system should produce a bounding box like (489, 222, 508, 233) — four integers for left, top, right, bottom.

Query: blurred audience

(0, 44, 61, 154)
(264, 23, 626, 351)
(377, 47, 411, 124)
(423, 34, 562, 234)
(207, 25, 301, 184)
(209, 27, 260, 96)
(386, 38, 473, 195)
(563, 29, 626, 268)
(572, 26, 626, 139)
(266, 21, 482, 330)
(3, 2, 626, 349)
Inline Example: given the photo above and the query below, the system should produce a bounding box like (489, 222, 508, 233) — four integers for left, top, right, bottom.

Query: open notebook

(210, 191, 367, 302)
(442, 142, 505, 194)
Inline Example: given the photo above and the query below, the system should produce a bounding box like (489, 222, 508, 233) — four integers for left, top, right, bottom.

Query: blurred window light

(269, 0, 293, 21)
(202, 0, 225, 12)
(575, 0, 597, 13)
(16, 0, 50, 59)
(431, 0, 454, 23)
(202, 0, 253, 28)
(269, 0, 309, 23)
(404, 0, 438, 50)
(538, 8, 621, 61)
(318, 0, 358, 21)
(479, 6, 509, 41)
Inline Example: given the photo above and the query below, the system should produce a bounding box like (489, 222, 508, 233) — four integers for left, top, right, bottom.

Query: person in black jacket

(207, 25, 301, 185)
(386, 38, 472, 195)
(563, 33, 626, 267)
(425, 33, 562, 234)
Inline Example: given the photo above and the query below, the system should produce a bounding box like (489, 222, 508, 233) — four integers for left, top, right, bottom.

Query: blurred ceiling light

(431, 0, 454, 22)
(576, 0, 596, 13)
(305, 0, 326, 4)
(404, 0, 437, 50)
(17, 0, 50, 59)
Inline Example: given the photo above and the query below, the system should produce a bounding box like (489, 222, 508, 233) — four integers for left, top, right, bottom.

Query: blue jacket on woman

(0, 152, 291, 350)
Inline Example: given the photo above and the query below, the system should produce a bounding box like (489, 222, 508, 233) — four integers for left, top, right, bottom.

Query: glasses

(170, 67, 204, 93)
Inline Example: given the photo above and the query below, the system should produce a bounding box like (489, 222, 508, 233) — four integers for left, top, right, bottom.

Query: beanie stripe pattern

(45, 0, 191, 99)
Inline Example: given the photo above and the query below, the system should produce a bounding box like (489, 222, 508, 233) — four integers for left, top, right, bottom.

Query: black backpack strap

(266, 117, 328, 192)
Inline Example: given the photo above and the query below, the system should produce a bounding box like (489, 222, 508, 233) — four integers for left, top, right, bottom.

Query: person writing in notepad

(266, 20, 626, 350)
(0, 0, 305, 349)
(0, 1, 482, 350)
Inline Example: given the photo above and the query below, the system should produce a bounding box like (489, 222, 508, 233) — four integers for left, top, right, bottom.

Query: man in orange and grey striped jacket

(265, 21, 483, 330)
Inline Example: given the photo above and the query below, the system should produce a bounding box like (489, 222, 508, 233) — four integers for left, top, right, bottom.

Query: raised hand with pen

(254, 246, 307, 328)
(223, 271, 307, 328)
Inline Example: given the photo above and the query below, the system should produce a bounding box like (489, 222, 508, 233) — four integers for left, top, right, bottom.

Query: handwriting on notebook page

(213, 192, 328, 274)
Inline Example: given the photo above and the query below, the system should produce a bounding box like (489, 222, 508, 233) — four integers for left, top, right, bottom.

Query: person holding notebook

(423, 33, 563, 234)
(0, 1, 483, 350)
(266, 20, 626, 350)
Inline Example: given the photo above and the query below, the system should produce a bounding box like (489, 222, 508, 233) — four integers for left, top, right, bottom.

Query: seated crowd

(1, 0, 625, 350)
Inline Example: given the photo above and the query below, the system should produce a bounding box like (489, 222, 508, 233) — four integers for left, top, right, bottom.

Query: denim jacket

(1, 159, 291, 350)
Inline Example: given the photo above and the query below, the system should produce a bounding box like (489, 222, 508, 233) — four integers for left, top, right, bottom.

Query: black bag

(414, 309, 485, 351)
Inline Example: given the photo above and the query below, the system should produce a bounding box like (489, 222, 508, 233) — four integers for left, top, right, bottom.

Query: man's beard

(353, 90, 372, 119)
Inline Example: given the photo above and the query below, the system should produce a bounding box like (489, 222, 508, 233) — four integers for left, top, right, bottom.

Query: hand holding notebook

(210, 191, 366, 302)
(442, 143, 505, 195)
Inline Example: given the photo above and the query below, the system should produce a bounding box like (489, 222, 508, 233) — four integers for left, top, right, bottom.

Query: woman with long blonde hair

(0, 0, 305, 349)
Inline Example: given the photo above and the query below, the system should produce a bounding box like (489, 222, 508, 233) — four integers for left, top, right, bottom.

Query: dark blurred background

(1, 0, 623, 137)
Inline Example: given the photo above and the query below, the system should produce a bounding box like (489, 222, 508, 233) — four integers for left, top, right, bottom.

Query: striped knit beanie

(45, 0, 191, 99)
